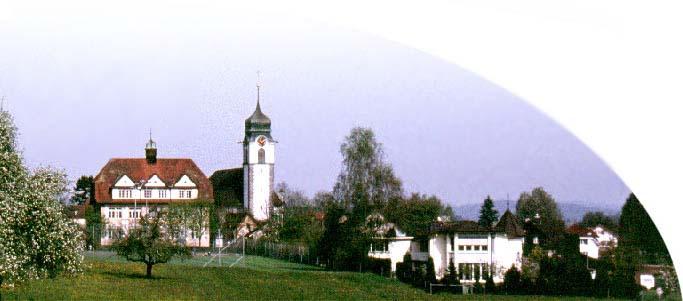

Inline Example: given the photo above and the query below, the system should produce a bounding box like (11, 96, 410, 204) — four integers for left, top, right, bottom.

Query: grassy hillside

(2, 254, 623, 300)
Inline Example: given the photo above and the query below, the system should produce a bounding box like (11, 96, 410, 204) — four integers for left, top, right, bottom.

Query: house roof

(431, 220, 490, 234)
(210, 168, 244, 207)
(94, 158, 213, 204)
(493, 210, 525, 238)
(431, 210, 524, 238)
(567, 224, 598, 238)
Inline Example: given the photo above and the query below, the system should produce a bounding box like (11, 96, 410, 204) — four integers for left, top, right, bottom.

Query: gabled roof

(493, 210, 525, 238)
(94, 158, 212, 203)
(567, 224, 598, 238)
(431, 220, 490, 234)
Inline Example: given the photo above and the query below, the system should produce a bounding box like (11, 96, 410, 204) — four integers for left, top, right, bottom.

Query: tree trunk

(146, 263, 153, 278)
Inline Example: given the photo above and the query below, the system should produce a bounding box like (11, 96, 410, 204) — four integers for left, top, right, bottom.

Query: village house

(369, 210, 525, 283)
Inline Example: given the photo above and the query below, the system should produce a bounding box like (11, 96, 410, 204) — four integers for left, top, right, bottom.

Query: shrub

(503, 265, 522, 294)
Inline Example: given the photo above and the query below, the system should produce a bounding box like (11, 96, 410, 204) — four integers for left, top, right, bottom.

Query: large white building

(93, 139, 214, 247)
(93, 86, 278, 246)
(369, 210, 525, 283)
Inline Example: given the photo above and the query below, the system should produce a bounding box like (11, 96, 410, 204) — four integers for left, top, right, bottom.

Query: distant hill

(453, 200, 620, 224)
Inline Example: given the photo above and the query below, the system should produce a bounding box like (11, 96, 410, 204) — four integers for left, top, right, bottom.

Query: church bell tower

(243, 80, 274, 221)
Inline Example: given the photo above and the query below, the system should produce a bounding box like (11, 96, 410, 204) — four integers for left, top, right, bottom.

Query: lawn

(1, 252, 629, 300)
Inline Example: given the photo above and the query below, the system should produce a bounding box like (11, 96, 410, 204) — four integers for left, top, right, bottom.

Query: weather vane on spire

(256, 70, 262, 104)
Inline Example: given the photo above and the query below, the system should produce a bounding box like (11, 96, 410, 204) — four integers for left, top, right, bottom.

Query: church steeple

(244, 76, 271, 137)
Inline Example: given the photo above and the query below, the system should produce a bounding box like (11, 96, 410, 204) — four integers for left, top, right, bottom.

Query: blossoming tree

(0, 109, 84, 287)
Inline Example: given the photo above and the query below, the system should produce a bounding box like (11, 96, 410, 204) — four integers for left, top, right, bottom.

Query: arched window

(258, 148, 265, 164)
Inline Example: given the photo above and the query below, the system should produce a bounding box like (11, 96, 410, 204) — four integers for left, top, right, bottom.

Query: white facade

(100, 205, 211, 247)
(368, 228, 414, 272)
(101, 173, 207, 247)
(244, 134, 274, 221)
(428, 233, 523, 283)
(367, 224, 523, 283)
(579, 236, 601, 259)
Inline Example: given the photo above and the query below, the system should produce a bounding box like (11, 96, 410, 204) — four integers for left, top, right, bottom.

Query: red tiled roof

(567, 224, 598, 238)
(94, 158, 213, 204)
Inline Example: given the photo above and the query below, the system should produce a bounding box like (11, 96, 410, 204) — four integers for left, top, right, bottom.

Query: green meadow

(1, 253, 632, 300)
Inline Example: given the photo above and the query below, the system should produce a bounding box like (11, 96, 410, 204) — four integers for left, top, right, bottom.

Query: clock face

(257, 136, 267, 147)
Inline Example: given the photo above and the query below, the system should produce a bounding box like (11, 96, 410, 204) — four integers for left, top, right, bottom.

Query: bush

(503, 265, 522, 294)
(365, 258, 391, 277)
(485, 276, 496, 294)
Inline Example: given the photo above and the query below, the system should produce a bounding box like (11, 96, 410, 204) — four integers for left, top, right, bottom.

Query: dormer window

(117, 189, 132, 198)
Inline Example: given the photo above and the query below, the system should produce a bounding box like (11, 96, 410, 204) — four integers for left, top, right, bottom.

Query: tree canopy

(579, 211, 618, 231)
(333, 127, 402, 211)
(112, 210, 190, 278)
(516, 187, 565, 248)
(0, 109, 83, 286)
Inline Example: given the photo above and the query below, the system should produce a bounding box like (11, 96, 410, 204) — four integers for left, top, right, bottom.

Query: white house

(369, 210, 525, 284)
(425, 210, 525, 283)
(567, 224, 601, 259)
(368, 224, 414, 273)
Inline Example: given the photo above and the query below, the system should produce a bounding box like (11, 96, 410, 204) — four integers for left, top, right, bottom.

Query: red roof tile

(94, 158, 213, 204)
(567, 224, 598, 238)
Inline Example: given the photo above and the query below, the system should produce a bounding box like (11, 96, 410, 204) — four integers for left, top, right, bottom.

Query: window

(117, 189, 132, 199)
(108, 208, 122, 219)
(187, 190, 192, 198)
(482, 245, 488, 251)
(144, 190, 152, 198)
(458, 245, 465, 251)
(465, 245, 472, 251)
(159, 190, 167, 198)
(179, 190, 185, 198)
(117, 189, 132, 198)
(580, 239, 588, 245)
(419, 239, 429, 252)
(129, 208, 140, 219)
(258, 148, 265, 164)
(474, 245, 481, 251)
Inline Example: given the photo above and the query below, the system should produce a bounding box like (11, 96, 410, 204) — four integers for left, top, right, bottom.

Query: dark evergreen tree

(478, 195, 499, 228)
(619, 193, 670, 264)
(425, 257, 437, 284)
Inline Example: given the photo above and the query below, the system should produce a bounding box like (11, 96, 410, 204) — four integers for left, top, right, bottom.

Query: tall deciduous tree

(0, 109, 83, 286)
(478, 195, 499, 228)
(112, 210, 190, 278)
(386, 193, 443, 237)
(516, 187, 566, 248)
(333, 127, 402, 211)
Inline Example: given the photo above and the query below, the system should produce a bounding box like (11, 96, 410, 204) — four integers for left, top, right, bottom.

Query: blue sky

(0, 10, 629, 207)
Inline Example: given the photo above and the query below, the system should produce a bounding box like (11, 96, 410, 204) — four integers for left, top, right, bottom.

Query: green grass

(1, 253, 627, 300)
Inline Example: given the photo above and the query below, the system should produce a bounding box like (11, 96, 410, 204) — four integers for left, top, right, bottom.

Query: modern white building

(368, 224, 414, 273)
(369, 210, 525, 283)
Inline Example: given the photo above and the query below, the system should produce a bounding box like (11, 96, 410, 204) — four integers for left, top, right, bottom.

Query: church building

(93, 85, 277, 246)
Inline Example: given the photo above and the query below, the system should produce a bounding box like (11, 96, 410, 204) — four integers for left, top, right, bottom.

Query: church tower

(243, 82, 274, 221)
